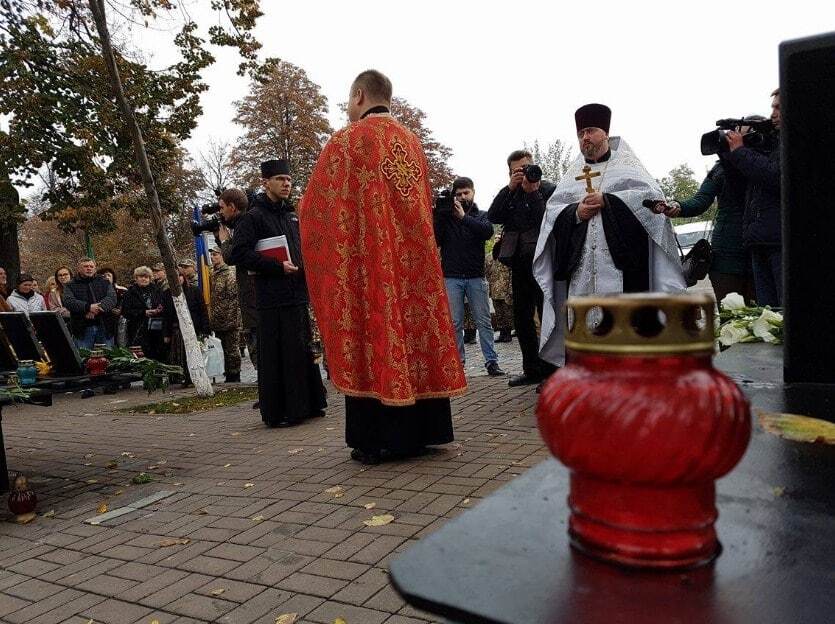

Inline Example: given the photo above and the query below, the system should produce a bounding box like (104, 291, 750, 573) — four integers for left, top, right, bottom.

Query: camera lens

(524, 164, 543, 183)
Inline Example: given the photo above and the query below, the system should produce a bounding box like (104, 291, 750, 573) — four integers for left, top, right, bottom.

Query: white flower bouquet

(716, 292, 783, 348)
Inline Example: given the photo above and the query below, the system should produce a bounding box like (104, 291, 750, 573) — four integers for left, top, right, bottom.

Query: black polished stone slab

(390, 345, 835, 624)
(0, 312, 46, 362)
(28, 311, 84, 376)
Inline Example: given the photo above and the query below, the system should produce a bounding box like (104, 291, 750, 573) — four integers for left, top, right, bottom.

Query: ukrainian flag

(193, 205, 212, 312)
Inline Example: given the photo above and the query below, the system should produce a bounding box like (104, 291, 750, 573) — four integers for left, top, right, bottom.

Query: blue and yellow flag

(193, 205, 212, 312)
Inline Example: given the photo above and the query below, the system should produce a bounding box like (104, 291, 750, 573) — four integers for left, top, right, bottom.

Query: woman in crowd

(7, 273, 46, 315)
(121, 266, 167, 361)
(46, 266, 72, 318)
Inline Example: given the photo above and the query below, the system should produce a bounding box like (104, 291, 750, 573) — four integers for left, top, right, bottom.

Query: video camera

(700, 117, 776, 156)
(434, 189, 457, 217)
(190, 187, 225, 236)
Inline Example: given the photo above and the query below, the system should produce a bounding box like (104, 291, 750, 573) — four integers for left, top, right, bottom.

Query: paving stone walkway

(0, 340, 546, 624)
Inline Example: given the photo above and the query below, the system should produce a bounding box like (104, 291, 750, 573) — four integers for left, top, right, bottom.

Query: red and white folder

(249, 235, 290, 274)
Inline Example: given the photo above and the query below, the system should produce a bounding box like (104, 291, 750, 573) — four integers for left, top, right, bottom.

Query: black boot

(496, 329, 512, 343)
(225, 372, 240, 383)
(463, 329, 476, 344)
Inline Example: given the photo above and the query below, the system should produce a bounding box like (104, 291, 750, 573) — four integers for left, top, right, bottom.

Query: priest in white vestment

(533, 103, 686, 367)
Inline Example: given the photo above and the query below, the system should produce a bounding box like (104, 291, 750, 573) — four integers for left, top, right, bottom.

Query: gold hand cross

(575, 165, 601, 194)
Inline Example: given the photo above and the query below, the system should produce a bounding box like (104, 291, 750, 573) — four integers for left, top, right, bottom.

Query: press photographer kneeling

(434, 177, 505, 377)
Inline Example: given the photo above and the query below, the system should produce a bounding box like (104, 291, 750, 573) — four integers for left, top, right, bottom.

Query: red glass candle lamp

(85, 349, 109, 376)
(537, 294, 751, 569)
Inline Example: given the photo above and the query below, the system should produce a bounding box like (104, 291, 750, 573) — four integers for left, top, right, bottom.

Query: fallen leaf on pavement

(84, 453, 93, 459)
(43, 510, 55, 518)
(114, 489, 124, 495)
(275, 614, 298, 624)
(759, 412, 835, 444)
(363, 514, 395, 527)
(363, 502, 376, 510)
(120, 452, 134, 457)
(244, 483, 255, 489)
(230, 432, 241, 437)
(158, 538, 190, 547)
(15, 512, 36, 524)
(86, 479, 98, 484)
(252, 515, 265, 522)
(334, 618, 347, 624)
(772, 486, 785, 497)
(462, 498, 470, 505)
(172, 483, 183, 487)
(194, 509, 208, 515)
(96, 502, 108, 514)
(209, 588, 225, 596)
(288, 448, 304, 455)
(223, 463, 232, 468)
(324, 486, 344, 495)
(105, 460, 118, 469)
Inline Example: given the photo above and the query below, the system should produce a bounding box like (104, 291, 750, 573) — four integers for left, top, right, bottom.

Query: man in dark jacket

(435, 177, 504, 376)
(62, 257, 117, 349)
(216, 188, 258, 370)
(725, 89, 782, 307)
(229, 159, 326, 427)
(488, 150, 557, 387)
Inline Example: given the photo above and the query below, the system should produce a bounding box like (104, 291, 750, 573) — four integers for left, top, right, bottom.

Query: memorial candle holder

(536, 294, 751, 569)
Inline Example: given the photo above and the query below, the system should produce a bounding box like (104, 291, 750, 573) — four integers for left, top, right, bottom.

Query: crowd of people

(2, 69, 782, 466)
(0, 254, 245, 386)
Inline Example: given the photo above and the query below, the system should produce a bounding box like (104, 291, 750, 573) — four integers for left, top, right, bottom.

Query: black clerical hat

(260, 159, 290, 178)
(575, 103, 612, 134)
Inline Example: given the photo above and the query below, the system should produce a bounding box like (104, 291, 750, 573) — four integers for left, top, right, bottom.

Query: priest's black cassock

(229, 159, 326, 426)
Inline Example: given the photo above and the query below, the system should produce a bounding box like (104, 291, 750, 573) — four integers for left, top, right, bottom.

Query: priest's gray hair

(352, 69, 392, 103)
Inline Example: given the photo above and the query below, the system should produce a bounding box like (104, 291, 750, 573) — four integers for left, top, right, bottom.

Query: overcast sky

(178, 0, 826, 199)
(20, 1, 830, 201)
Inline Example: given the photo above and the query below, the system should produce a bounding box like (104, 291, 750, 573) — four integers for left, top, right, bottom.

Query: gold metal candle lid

(564, 293, 716, 355)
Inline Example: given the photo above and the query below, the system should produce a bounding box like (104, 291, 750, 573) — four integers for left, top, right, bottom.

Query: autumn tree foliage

(525, 139, 575, 185)
(390, 97, 454, 191)
(0, 0, 264, 396)
(230, 59, 333, 192)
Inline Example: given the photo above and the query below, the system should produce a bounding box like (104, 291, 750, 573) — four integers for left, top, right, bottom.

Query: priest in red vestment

(299, 69, 467, 465)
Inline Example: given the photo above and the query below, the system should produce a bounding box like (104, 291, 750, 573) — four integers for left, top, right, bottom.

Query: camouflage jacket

(485, 255, 512, 301)
(210, 264, 242, 331)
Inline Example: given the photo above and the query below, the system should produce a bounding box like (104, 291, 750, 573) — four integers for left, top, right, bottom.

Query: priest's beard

(581, 138, 608, 160)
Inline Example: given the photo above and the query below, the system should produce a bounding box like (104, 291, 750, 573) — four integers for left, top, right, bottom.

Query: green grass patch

(123, 386, 259, 414)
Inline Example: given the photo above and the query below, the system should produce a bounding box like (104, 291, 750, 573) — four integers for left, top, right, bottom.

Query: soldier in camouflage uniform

(209, 247, 242, 383)
(486, 233, 513, 342)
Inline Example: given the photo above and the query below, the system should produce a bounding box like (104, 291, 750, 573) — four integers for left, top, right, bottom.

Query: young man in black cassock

(229, 159, 326, 427)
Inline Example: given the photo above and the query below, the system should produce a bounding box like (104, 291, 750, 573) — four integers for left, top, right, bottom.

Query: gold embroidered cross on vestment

(381, 142, 422, 198)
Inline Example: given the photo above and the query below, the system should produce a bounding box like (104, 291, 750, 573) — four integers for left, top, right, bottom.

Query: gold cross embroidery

(381, 142, 422, 198)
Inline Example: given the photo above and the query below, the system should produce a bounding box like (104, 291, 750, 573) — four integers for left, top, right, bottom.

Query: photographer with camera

(434, 177, 505, 377)
(660, 119, 768, 303)
(213, 188, 259, 373)
(725, 89, 782, 307)
(488, 150, 556, 387)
